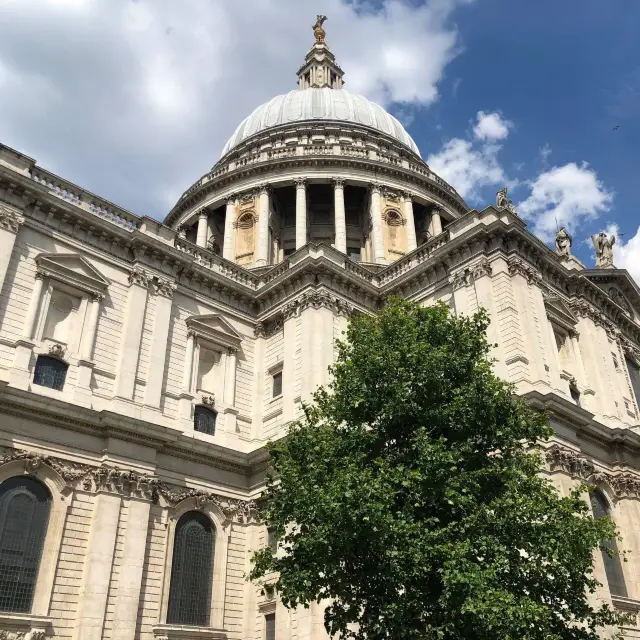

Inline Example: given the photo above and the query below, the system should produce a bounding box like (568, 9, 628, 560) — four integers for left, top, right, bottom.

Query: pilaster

(0, 203, 24, 293)
(282, 307, 297, 424)
(113, 267, 150, 407)
(142, 277, 176, 417)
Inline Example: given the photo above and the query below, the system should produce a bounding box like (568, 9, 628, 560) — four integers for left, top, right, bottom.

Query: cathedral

(1, 16, 640, 640)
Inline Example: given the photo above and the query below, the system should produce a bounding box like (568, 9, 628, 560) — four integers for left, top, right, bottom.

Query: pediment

(544, 296, 578, 330)
(36, 253, 109, 295)
(186, 314, 242, 348)
(581, 270, 640, 319)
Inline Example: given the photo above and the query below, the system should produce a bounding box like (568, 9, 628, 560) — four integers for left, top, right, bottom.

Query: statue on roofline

(555, 227, 573, 258)
(591, 231, 615, 268)
(496, 187, 517, 215)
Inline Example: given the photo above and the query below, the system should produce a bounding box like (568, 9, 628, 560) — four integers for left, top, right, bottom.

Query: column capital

(369, 182, 381, 194)
(198, 208, 209, 220)
(225, 194, 237, 205)
(257, 183, 271, 196)
(152, 277, 177, 299)
(0, 204, 25, 234)
(294, 177, 307, 189)
(35, 268, 47, 281)
(128, 266, 151, 288)
(401, 190, 414, 201)
(332, 177, 345, 189)
(227, 346, 238, 356)
(90, 292, 105, 303)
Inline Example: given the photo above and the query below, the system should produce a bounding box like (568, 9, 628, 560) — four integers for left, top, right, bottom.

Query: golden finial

(313, 15, 327, 44)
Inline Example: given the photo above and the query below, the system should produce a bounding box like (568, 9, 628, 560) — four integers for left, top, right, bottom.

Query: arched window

(33, 355, 68, 391)
(591, 489, 627, 597)
(0, 477, 52, 613)
(235, 212, 256, 264)
(194, 406, 217, 436)
(167, 511, 215, 626)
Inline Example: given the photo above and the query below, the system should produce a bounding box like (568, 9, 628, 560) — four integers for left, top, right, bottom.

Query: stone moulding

(545, 444, 640, 500)
(0, 447, 259, 522)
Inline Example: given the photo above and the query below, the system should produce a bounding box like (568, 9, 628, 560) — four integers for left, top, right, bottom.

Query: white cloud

(0, 0, 474, 218)
(517, 163, 613, 241)
(603, 224, 640, 283)
(539, 144, 552, 166)
(427, 110, 512, 201)
(473, 110, 512, 141)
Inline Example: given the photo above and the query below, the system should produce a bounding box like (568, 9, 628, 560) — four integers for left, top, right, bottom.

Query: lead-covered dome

(221, 87, 420, 158)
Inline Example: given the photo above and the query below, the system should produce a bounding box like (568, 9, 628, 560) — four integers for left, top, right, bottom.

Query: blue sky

(0, 0, 638, 277)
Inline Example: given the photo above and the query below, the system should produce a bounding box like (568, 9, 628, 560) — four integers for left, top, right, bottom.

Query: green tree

(250, 298, 627, 640)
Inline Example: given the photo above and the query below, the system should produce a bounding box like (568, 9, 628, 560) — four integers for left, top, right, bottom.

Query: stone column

(113, 267, 149, 403)
(196, 209, 209, 248)
(74, 292, 104, 407)
(178, 330, 196, 422)
(223, 346, 238, 433)
(252, 324, 266, 439)
(256, 185, 270, 266)
(24, 270, 45, 340)
(223, 196, 236, 261)
(295, 178, 307, 251)
(11, 269, 44, 389)
(369, 184, 385, 264)
(431, 207, 442, 237)
(111, 499, 151, 640)
(431, 206, 443, 236)
(73, 492, 121, 640)
(402, 192, 417, 252)
(333, 178, 347, 254)
(143, 278, 176, 412)
(0, 204, 24, 293)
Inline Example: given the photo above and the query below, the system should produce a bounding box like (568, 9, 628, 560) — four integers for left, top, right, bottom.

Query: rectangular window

(265, 613, 276, 640)
(272, 371, 283, 398)
(627, 358, 640, 406)
(267, 527, 277, 551)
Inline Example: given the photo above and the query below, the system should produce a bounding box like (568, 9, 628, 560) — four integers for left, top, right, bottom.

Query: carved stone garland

(0, 447, 259, 522)
(545, 444, 640, 500)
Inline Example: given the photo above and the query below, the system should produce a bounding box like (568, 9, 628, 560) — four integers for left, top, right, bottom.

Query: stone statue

(555, 227, 573, 258)
(496, 187, 517, 215)
(591, 231, 615, 268)
(313, 15, 327, 44)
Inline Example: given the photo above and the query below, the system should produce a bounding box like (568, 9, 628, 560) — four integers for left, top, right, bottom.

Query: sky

(0, 0, 638, 279)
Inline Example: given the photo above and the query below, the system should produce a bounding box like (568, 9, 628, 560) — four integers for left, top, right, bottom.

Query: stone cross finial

(555, 227, 572, 258)
(313, 15, 327, 44)
(591, 231, 616, 268)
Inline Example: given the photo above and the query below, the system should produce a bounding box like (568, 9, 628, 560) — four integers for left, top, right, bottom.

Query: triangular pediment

(186, 314, 242, 348)
(581, 270, 640, 320)
(36, 253, 109, 294)
(544, 296, 578, 330)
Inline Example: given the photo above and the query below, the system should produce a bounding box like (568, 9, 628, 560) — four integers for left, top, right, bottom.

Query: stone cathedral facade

(1, 18, 640, 640)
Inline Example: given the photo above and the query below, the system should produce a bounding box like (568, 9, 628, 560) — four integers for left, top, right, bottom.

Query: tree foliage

(250, 298, 627, 640)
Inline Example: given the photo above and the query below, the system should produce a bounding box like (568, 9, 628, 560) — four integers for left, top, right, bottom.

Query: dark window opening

(267, 527, 277, 552)
(272, 372, 283, 398)
(194, 406, 217, 436)
(33, 355, 68, 391)
(265, 613, 276, 640)
(0, 476, 52, 613)
(283, 247, 296, 258)
(627, 358, 640, 407)
(167, 511, 215, 626)
(347, 246, 362, 263)
(591, 490, 627, 597)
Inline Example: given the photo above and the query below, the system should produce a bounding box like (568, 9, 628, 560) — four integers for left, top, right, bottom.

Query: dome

(220, 88, 420, 158)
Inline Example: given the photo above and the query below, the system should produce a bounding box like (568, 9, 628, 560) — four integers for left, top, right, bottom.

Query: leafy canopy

(250, 298, 626, 640)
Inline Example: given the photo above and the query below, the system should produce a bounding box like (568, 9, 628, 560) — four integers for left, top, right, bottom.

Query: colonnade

(193, 180, 445, 266)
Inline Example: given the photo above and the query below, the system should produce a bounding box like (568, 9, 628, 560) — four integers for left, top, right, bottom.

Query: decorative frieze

(0, 630, 46, 640)
(451, 268, 472, 291)
(450, 260, 492, 290)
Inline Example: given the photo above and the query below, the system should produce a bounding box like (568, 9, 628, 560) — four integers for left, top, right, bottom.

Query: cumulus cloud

(473, 110, 512, 141)
(0, 0, 473, 219)
(427, 110, 511, 200)
(517, 163, 613, 241)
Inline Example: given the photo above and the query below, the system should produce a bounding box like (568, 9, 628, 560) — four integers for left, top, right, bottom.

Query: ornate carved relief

(450, 260, 492, 290)
(507, 257, 540, 285)
(609, 287, 633, 315)
(153, 277, 177, 299)
(128, 266, 151, 288)
(0, 631, 47, 640)
(0, 203, 25, 234)
(545, 444, 640, 500)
